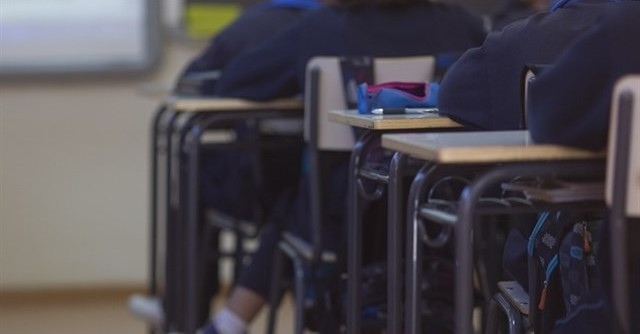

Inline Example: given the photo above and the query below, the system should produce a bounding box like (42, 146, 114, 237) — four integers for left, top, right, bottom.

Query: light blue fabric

(269, 0, 321, 9)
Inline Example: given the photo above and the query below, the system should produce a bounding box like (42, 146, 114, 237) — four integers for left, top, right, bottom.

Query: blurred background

(0, 0, 502, 306)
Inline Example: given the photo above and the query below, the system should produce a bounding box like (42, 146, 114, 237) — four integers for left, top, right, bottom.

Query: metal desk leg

(150, 105, 177, 334)
(150, 105, 167, 298)
(387, 152, 408, 334)
(403, 163, 440, 334)
(169, 112, 202, 333)
(346, 131, 373, 334)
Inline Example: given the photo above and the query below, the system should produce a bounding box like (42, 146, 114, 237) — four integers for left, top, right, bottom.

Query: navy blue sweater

(528, 2, 640, 151)
(438, 0, 619, 131)
(215, 3, 486, 99)
(180, 2, 317, 94)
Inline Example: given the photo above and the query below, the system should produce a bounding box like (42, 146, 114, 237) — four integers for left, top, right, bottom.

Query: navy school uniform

(214, 2, 487, 299)
(180, 0, 320, 218)
(180, 0, 321, 95)
(438, 0, 624, 131)
(528, 1, 640, 151)
(215, 3, 487, 100)
(491, 0, 544, 31)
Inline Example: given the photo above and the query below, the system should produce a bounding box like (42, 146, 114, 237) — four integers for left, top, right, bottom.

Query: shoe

(127, 294, 164, 327)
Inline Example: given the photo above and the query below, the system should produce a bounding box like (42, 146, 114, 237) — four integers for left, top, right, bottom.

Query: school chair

(266, 55, 437, 334)
(606, 75, 640, 334)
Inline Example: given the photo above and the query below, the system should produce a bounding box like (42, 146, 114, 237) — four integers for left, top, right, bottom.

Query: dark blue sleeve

(527, 25, 611, 151)
(437, 45, 491, 130)
(214, 23, 302, 100)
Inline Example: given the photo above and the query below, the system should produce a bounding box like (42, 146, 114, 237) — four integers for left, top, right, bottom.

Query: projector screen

(0, 0, 160, 75)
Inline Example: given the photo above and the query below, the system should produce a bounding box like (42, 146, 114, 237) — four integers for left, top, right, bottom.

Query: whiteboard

(0, 0, 160, 75)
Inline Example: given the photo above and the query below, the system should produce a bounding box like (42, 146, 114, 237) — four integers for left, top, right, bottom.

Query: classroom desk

(328, 110, 460, 334)
(381, 130, 605, 334)
(150, 97, 303, 334)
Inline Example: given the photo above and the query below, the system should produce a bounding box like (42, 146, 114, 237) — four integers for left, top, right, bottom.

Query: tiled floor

(0, 289, 295, 334)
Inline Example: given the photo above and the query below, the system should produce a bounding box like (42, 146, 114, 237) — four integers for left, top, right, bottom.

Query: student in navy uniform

(437, 0, 626, 132)
(129, 0, 319, 328)
(527, 3, 639, 333)
(528, 1, 640, 150)
(491, 0, 547, 31)
(180, 0, 321, 224)
(178, 0, 321, 95)
(201, 0, 486, 333)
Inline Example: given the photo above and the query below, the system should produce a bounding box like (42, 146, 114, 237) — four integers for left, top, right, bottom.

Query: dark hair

(324, 0, 433, 8)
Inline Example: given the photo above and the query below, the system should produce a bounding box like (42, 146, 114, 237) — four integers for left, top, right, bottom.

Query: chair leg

(266, 243, 286, 334)
(485, 293, 523, 334)
(292, 253, 306, 334)
(278, 241, 306, 334)
(234, 231, 245, 284)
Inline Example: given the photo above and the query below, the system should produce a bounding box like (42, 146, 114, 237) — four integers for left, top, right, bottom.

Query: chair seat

(281, 231, 337, 263)
(498, 281, 530, 316)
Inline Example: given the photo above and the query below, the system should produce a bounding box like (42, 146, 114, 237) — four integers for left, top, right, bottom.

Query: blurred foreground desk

(328, 110, 460, 334)
(150, 96, 303, 334)
(381, 130, 605, 334)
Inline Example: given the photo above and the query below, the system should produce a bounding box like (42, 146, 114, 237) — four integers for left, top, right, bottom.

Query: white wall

(0, 40, 201, 290)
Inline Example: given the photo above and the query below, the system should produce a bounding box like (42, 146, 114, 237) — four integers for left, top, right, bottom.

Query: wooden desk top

(381, 130, 605, 164)
(328, 109, 461, 130)
(168, 96, 304, 113)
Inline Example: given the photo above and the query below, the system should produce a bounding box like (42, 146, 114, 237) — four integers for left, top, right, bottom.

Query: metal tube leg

(403, 163, 436, 334)
(266, 244, 286, 334)
(234, 232, 245, 284)
(186, 123, 205, 334)
(387, 152, 408, 334)
(347, 134, 370, 333)
(485, 293, 523, 334)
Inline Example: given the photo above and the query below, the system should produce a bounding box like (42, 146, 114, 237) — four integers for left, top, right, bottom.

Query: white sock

(213, 308, 248, 334)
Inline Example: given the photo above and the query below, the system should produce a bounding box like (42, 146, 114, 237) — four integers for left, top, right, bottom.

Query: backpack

(528, 211, 602, 332)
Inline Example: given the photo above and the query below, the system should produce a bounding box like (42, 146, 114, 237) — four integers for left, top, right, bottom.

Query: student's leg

(202, 223, 283, 334)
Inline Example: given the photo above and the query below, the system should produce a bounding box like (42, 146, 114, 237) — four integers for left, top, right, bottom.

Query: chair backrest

(521, 64, 549, 129)
(606, 75, 640, 217)
(304, 56, 436, 151)
(605, 75, 639, 334)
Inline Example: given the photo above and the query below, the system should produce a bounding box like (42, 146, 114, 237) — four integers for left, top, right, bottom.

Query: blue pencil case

(357, 81, 439, 114)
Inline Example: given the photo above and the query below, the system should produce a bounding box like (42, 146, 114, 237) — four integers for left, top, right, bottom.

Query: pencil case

(357, 81, 439, 114)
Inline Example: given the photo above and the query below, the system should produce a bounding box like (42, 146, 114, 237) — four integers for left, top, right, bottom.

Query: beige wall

(0, 41, 201, 290)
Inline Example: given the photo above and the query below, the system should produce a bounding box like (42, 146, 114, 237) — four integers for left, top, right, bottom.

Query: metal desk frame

(148, 97, 303, 334)
(381, 131, 606, 334)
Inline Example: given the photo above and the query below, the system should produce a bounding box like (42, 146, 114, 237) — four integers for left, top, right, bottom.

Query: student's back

(491, 0, 546, 31)
(215, 1, 487, 99)
(180, 0, 320, 95)
(437, 0, 622, 131)
(528, 1, 640, 150)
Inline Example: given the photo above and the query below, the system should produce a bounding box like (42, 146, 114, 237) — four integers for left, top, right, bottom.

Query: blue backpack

(528, 211, 602, 332)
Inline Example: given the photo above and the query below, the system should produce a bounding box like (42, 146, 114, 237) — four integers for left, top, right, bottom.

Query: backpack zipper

(538, 254, 559, 310)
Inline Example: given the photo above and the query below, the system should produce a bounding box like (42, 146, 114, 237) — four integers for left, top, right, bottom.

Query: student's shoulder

(600, 1, 640, 28)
